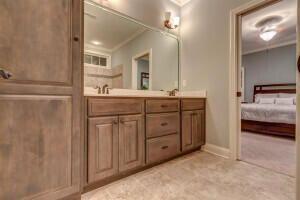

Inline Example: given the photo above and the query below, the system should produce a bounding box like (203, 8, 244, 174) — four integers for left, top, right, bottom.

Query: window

(84, 53, 110, 68)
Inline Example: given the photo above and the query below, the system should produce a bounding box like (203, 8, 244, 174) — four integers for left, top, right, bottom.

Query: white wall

(112, 30, 179, 91)
(243, 44, 297, 102)
(181, 0, 253, 149)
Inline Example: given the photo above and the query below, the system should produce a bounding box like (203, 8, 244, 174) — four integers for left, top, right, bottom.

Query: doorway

(240, 0, 297, 176)
(132, 49, 152, 90)
(229, 0, 298, 196)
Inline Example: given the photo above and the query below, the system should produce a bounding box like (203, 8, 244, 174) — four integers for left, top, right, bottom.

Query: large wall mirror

(84, 0, 179, 92)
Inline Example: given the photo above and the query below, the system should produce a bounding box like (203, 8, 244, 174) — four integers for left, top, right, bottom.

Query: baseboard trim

(202, 143, 231, 159)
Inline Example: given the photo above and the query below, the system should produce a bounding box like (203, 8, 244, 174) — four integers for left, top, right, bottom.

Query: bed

(241, 84, 296, 138)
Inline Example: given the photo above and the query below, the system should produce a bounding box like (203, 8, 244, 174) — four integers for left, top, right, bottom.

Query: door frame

(132, 49, 153, 90)
(229, 0, 299, 197)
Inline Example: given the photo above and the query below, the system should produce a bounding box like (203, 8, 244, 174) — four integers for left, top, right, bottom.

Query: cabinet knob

(113, 120, 118, 125)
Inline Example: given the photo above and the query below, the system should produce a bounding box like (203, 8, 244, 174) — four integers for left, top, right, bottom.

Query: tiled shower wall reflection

(84, 65, 123, 89)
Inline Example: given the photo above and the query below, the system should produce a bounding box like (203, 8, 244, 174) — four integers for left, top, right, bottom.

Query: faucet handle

(106, 88, 112, 94)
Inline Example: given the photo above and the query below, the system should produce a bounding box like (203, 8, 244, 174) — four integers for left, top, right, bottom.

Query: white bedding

(241, 103, 296, 124)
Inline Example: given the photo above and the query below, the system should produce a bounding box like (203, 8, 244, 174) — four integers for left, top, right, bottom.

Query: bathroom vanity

(83, 95, 206, 192)
(82, 0, 206, 193)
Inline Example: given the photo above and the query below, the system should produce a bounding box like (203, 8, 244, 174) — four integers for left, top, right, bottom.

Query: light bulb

(259, 30, 277, 42)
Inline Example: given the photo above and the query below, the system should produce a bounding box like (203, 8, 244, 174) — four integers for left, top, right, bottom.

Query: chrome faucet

(94, 85, 102, 94)
(168, 89, 179, 96)
(102, 84, 109, 94)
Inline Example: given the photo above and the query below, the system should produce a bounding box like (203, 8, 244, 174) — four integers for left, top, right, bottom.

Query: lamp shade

(259, 30, 277, 41)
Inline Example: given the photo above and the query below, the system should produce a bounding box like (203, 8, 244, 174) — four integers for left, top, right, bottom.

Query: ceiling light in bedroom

(259, 30, 277, 42)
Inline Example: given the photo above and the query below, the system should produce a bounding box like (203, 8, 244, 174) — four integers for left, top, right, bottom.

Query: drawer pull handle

(161, 104, 168, 108)
(161, 146, 169, 150)
(161, 122, 168, 126)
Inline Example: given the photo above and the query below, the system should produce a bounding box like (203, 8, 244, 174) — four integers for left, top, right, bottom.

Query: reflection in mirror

(84, 1, 179, 92)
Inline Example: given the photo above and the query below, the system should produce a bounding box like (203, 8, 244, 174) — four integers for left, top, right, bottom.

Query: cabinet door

(0, 1, 82, 199)
(119, 115, 145, 172)
(193, 110, 206, 147)
(182, 111, 194, 152)
(88, 117, 119, 183)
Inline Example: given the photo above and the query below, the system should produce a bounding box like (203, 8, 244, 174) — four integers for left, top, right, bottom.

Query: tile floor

(241, 131, 296, 177)
(82, 151, 295, 200)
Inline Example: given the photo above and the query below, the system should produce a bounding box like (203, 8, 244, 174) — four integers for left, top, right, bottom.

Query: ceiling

(84, 2, 146, 52)
(242, 0, 297, 54)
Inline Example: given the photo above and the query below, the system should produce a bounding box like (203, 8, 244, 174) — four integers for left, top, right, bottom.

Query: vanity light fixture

(164, 12, 180, 29)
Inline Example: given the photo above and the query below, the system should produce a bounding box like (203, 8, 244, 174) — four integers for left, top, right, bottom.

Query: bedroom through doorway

(239, 0, 297, 177)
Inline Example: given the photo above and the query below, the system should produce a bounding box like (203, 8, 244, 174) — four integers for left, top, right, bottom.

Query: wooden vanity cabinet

(145, 99, 181, 164)
(87, 98, 145, 184)
(181, 99, 206, 152)
(85, 97, 206, 191)
(119, 115, 145, 173)
(88, 117, 119, 183)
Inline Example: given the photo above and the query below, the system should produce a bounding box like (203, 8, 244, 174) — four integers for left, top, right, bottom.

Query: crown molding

(243, 40, 296, 55)
(169, 0, 191, 7)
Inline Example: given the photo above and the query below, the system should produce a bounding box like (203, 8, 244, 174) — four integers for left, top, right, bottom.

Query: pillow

(255, 93, 278, 103)
(275, 98, 294, 105)
(259, 98, 275, 104)
(278, 93, 296, 98)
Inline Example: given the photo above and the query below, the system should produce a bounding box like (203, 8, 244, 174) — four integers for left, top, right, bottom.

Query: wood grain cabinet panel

(119, 115, 145, 172)
(0, 95, 74, 200)
(182, 111, 194, 151)
(146, 134, 180, 164)
(146, 99, 179, 113)
(0, 0, 82, 199)
(193, 110, 206, 147)
(181, 99, 205, 111)
(88, 117, 119, 183)
(182, 110, 205, 152)
(0, 0, 73, 84)
(88, 98, 144, 116)
(146, 112, 180, 138)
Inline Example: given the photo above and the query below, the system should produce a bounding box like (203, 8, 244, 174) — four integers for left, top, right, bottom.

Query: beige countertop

(84, 88, 207, 98)
(84, 88, 207, 99)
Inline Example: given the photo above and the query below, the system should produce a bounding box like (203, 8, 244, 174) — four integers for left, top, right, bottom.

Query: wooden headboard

(253, 83, 296, 102)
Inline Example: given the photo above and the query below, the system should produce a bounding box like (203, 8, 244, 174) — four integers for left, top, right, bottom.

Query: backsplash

(84, 65, 123, 88)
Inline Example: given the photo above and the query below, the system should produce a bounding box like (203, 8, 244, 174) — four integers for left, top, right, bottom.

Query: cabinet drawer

(88, 98, 144, 116)
(146, 134, 180, 164)
(146, 99, 179, 113)
(181, 99, 205, 111)
(146, 113, 179, 138)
